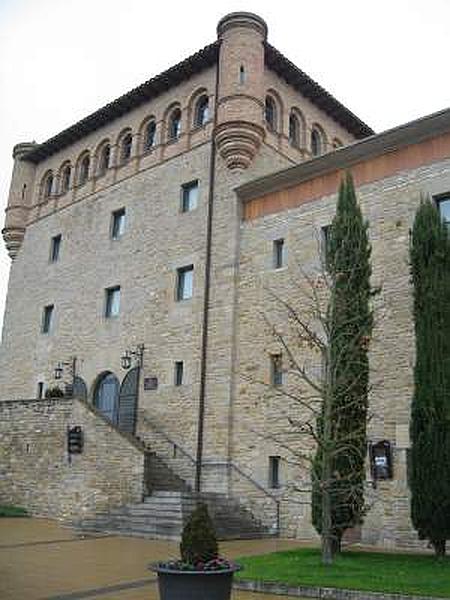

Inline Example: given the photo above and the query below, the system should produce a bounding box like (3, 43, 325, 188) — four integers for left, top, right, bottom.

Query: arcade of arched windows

(36, 85, 347, 202)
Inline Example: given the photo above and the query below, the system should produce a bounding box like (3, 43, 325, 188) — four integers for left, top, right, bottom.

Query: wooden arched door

(94, 372, 120, 425)
(118, 367, 140, 434)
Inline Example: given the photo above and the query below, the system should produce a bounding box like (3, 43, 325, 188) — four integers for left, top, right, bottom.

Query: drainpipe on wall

(195, 43, 221, 493)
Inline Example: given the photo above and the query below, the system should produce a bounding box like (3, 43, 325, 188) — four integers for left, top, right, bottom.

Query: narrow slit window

(41, 305, 54, 334)
(273, 239, 285, 269)
(105, 286, 121, 318)
(239, 65, 246, 84)
(50, 234, 62, 263)
(271, 354, 283, 386)
(269, 456, 280, 489)
(176, 265, 194, 301)
(174, 361, 184, 386)
(181, 181, 199, 212)
(111, 208, 126, 239)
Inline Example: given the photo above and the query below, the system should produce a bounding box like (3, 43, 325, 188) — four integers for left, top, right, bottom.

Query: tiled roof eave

(23, 41, 220, 164)
(264, 42, 374, 139)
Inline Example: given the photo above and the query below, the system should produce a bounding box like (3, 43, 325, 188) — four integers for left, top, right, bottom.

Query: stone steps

(78, 490, 274, 540)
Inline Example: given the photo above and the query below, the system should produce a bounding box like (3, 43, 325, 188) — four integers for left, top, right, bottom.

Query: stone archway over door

(118, 367, 139, 434)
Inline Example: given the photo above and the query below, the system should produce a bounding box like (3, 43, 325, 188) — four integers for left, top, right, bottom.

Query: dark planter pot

(150, 564, 241, 600)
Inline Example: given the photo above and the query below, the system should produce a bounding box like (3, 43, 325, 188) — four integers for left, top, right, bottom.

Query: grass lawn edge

(235, 547, 450, 599)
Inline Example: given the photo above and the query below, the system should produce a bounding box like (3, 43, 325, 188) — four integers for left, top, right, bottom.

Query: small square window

(50, 234, 61, 263)
(105, 286, 120, 318)
(269, 456, 280, 489)
(271, 353, 283, 386)
(41, 305, 54, 334)
(273, 239, 285, 269)
(176, 265, 194, 301)
(181, 181, 198, 213)
(111, 208, 126, 239)
(437, 196, 450, 226)
(174, 361, 184, 386)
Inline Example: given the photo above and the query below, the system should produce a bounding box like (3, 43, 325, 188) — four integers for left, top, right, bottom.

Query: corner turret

(2, 142, 37, 260)
(215, 12, 267, 169)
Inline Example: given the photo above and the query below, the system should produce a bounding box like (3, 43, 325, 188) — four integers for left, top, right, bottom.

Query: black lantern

(121, 350, 132, 370)
(54, 362, 64, 380)
(121, 344, 144, 370)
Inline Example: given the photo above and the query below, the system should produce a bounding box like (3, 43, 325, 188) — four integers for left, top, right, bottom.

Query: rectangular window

(105, 286, 121, 318)
(181, 181, 199, 213)
(111, 208, 126, 239)
(321, 225, 330, 265)
(273, 238, 285, 269)
(50, 234, 61, 262)
(269, 456, 280, 489)
(176, 265, 194, 301)
(41, 305, 54, 334)
(437, 196, 450, 226)
(37, 382, 44, 399)
(271, 353, 283, 386)
(174, 361, 184, 386)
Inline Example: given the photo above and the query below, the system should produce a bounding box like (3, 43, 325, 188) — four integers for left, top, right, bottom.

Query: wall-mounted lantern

(370, 440, 393, 483)
(121, 344, 145, 370)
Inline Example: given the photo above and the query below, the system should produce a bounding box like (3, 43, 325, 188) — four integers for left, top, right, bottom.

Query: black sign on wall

(144, 377, 158, 391)
(68, 426, 83, 454)
(370, 440, 393, 481)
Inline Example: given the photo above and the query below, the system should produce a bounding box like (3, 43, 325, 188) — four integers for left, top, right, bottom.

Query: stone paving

(0, 518, 309, 600)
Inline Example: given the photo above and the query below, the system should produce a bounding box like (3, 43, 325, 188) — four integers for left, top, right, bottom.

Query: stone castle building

(1, 11, 450, 547)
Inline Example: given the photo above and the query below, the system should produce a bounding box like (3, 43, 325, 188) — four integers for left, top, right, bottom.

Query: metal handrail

(140, 414, 197, 465)
(141, 416, 280, 534)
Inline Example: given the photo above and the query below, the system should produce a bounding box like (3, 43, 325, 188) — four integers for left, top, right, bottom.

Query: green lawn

(236, 548, 450, 598)
(0, 505, 28, 517)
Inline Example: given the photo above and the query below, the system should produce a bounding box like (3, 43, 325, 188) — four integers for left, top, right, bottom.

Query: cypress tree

(409, 198, 450, 557)
(312, 172, 373, 561)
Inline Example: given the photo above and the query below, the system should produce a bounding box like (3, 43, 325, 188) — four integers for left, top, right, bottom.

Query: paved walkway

(0, 518, 308, 600)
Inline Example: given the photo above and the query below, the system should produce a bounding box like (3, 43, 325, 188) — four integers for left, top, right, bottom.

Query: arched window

(168, 108, 182, 141)
(42, 172, 53, 199)
(194, 95, 209, 127)
(78, 154, 90, 186)
(98, 144, 111, 175)
(289, 113, 300, 147)
(120, 133, 133, 163)
(94, 372, 120, 425)
(61, 164, 71, 194)
(144, 121, 156, 151)
(311, 128, 323, 157)
(265, 96, 277, 131)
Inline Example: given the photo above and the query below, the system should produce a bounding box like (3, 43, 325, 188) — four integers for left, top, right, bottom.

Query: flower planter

(150, 564, 241, 600)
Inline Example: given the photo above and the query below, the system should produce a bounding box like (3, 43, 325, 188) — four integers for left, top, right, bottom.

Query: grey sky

(1, 0, 450, 325)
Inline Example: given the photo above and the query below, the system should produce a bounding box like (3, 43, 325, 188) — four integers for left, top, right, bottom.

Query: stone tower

(215, 12, 267, 169)
(2, 142, 37, 260)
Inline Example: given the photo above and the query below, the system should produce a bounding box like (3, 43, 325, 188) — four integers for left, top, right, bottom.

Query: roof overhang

(237, 106, 450, 202)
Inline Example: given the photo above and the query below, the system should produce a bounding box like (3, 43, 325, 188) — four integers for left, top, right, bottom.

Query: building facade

(2, 11, 447, 547)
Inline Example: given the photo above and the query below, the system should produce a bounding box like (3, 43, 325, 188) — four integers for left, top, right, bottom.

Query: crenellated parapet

(2, 142, 37, 260)
(215, 12, 267, 170)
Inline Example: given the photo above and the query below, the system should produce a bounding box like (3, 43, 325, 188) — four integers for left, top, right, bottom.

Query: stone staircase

(75, 427, 276, 540)
(144, 451, 191, 494)
(78, 490, 274, 540)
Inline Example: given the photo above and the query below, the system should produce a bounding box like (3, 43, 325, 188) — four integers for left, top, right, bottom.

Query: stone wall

(0, 397, 144, 521)
(234, 154, 450, 547)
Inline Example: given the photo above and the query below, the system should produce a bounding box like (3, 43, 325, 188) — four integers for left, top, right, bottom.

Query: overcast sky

(1, 0, 450, 327)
